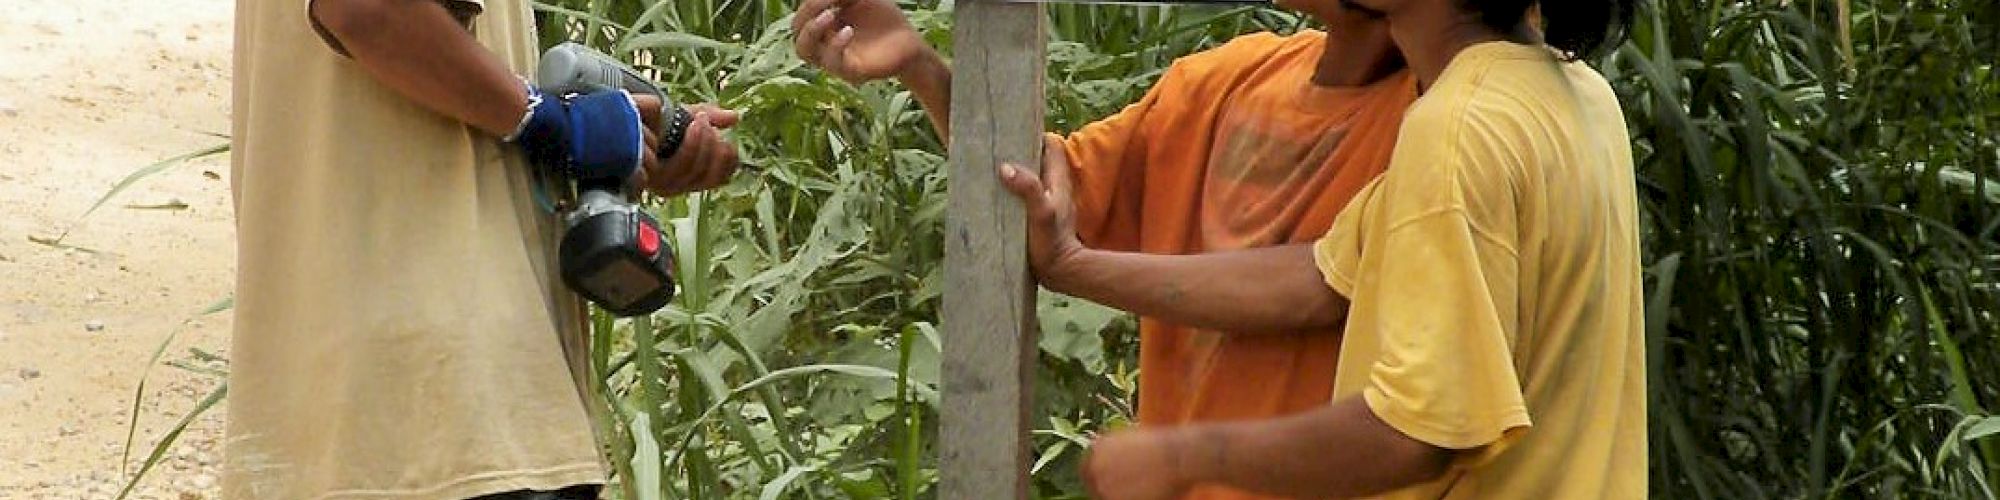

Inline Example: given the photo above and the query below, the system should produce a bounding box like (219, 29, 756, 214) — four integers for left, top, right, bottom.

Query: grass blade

(115, 382, 226, 500)
(758, 464, 819, 500)
(119, 296, 233, 476)
(60, 143, 228, 242)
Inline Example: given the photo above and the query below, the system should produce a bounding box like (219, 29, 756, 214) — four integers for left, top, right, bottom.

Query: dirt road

(0, 0, 236, 498)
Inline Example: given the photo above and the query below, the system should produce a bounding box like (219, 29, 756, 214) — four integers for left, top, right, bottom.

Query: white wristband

(502, 79, 541, 143)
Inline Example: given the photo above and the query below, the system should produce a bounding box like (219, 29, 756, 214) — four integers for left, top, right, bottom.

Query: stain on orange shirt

(1060, 31, 1415, 499)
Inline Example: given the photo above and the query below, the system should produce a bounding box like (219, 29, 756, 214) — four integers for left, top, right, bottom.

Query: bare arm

(1000, 138, 1349, 333)
(793, 0, 953, 139)
(1050, 245, 1349, 333)
(312, 0, 752, 196)
(1085, 397, 1452, 499)
(310, 0, 530, 136)
(896, 54, 952, 139)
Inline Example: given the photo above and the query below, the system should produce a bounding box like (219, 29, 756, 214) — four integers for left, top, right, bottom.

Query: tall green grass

(1615, 0, 2000, 496)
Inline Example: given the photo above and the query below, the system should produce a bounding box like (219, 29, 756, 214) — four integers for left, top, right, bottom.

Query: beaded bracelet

(657, 106, 693, 161)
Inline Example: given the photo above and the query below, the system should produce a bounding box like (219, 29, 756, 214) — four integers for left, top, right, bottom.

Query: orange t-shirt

(1060, 31, 1414, 499)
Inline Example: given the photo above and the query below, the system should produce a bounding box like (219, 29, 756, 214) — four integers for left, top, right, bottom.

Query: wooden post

(943, 1, 1045, 499)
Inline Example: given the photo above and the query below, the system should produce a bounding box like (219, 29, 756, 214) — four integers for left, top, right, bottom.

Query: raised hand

(792, 0, 939, 84)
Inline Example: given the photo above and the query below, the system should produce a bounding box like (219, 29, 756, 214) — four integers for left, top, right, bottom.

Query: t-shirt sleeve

(1361, 209, 1528, 468)
(1058, 65, 1178, 251)
(309, 0, 486, 57)
(1317, 107, 1530, 468)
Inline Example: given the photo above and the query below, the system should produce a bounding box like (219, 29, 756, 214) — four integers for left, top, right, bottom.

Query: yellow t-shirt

(1313, 41, 1646, 499)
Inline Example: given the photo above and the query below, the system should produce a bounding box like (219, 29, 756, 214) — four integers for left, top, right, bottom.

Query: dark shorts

(467, 485, 600, 500)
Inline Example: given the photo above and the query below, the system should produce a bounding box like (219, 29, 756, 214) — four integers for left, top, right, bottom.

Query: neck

(1396, 10, 1541, 91)
(1311, 30, 1405, 88)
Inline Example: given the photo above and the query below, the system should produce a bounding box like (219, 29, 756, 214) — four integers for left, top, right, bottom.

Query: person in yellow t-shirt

(995, 0, 1645, 498)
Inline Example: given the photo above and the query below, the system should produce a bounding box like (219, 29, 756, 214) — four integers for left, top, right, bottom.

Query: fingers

(681, 111, 742, 191)
(997, 163, 1044, 202)
(818, 25, 858, 81)
(678, 115, 721, 191)
(792, 0, 830, 33)
(606, 99, 746, 197)
(684, 104, 742, 128)
(661, 119, 715, 194)
(632, 94, 665, 131)
(795, 8, 844, 71)
(690, 112, 742, 191)
(637, 108, 749, 198)
(693, 138, 741, 191)
(997, 163, 1054, 221)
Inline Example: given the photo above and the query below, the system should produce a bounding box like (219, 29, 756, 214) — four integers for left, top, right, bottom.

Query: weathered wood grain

(942, 2, 1046, 499)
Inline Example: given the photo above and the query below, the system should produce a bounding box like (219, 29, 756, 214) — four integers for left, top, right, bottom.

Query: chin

(1278, 0, 1343, 21)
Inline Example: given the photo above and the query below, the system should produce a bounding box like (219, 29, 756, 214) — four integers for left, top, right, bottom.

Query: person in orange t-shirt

(793, 1, 1412, 498)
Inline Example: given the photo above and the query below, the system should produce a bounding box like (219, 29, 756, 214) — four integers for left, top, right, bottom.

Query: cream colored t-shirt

(227, 0, 604, 498)
(1314, 41, 1646, 499)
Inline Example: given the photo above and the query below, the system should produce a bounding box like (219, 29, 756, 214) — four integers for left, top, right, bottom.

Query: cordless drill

(536, 42, 684, 317)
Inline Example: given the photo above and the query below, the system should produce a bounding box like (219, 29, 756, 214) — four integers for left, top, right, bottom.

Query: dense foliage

(1617, 1, 2000, 497)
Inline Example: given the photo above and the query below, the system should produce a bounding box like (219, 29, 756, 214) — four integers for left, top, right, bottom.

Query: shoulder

(1159, 30, 1323, 87)
(1394, 44, 1588, 172)
(1181, 30, 1322, 65)
(1427, 43, 1620, 129)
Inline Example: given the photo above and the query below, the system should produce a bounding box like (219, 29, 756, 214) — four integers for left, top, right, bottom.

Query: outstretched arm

(1083, 397, 1452, 500)
(1051, 244, 1349, 334)
(998, 138, 1350, 334)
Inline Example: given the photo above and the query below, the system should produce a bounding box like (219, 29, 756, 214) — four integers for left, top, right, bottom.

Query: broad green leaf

(1968, 417, 2000, 442)
(758, 465, 819, 500)
(629, 412, 665, 500)
(1037, 292, 1124, 372)
(619, 32, 742, 54)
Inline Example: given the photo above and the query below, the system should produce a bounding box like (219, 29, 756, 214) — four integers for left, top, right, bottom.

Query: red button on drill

(637, 221, 661, 257)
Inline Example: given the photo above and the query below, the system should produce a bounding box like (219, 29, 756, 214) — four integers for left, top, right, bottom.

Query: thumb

(708, 109, 743, 129)
(997, 164, 1051, 217)
(686, 104, 742, 128)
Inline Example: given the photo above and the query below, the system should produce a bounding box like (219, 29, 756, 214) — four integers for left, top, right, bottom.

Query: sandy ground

(0, 0, 236, 498)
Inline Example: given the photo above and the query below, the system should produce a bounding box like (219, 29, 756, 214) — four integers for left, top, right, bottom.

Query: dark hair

(1462, 0, 1638, 61)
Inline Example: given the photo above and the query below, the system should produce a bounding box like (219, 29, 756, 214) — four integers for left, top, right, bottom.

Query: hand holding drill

(631, 98, 742, 197)
(506, 48, 741, 197)
(506, 42, 747, 316)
